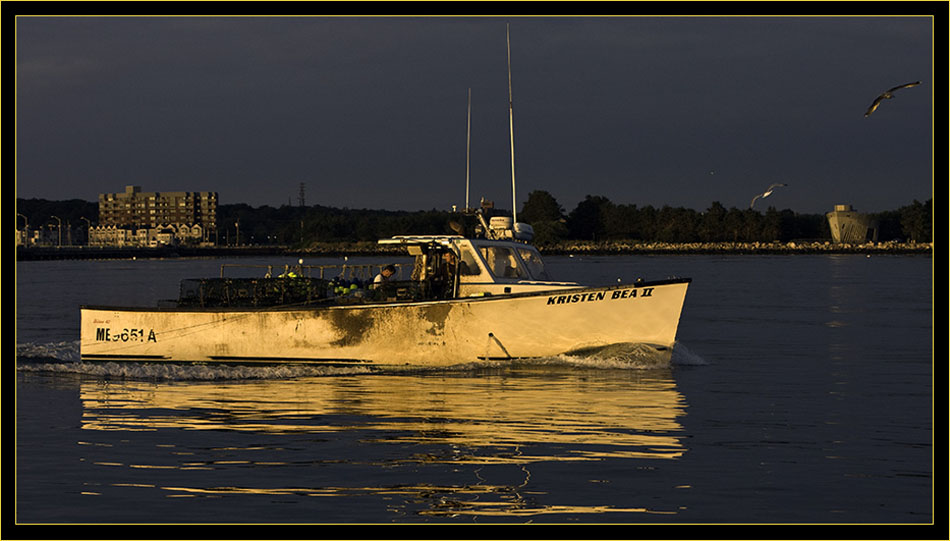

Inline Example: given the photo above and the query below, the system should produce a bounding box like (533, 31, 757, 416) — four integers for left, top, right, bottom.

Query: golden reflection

(80, 369, 687, 463)
(78, 368, 689, 518)
(149, 483, 679, 517)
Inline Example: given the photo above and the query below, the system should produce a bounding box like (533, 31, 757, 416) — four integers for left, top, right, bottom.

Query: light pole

(50, 216, 62, 247)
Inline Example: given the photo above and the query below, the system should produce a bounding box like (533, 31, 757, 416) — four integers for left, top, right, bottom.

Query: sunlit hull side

(80, 279, 689, 367)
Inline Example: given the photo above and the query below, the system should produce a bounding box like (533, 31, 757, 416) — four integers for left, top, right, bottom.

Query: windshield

(479, 246, 528, 279)
(517, 247, 549, 280)
(457, 244, 482, 276)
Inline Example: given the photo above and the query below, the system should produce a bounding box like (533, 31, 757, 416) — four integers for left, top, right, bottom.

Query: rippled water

(14, 254, 933, 524)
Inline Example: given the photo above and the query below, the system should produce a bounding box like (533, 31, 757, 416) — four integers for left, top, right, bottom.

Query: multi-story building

(91, 185, 217, 247)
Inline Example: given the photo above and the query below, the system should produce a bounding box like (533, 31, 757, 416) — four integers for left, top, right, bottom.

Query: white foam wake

(16, 340, 707, 381)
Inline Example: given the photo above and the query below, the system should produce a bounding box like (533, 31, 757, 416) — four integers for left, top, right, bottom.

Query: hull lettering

(547, 287, 654, 306)
(95, 327, 157, 343)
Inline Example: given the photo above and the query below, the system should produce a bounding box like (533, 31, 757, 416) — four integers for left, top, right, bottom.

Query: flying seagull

(864, 81, 921, 117)
(750, 183, 787, 209)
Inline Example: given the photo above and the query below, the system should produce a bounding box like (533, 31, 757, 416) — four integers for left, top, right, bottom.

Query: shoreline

(15, 240, 933, 261)
(544, 240, 933, 255)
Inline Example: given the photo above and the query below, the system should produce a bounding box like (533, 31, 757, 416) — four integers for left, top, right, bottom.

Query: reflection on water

(80, 370, 686, 461)
(77, 367, 688, 519)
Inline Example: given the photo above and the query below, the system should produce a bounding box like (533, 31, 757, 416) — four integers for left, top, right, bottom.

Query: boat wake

(15, 341, 376, 380)
(17, 340, 707, 381)
(670, 341, 709, 366)
(554, 341, 707, 369)
(16, 340, 81, 363)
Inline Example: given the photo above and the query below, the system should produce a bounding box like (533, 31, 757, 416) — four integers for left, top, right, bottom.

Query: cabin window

(457, 245, 482, 276)
(479, 246, 527, 279)
(517, 248, 549, 280)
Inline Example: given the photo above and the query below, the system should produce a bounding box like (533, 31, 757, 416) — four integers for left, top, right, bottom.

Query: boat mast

(506, 23, 518, 223)
(466, 87, 472, 211)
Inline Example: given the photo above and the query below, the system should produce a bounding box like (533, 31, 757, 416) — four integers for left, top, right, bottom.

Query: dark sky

(15, 15, 933, 214)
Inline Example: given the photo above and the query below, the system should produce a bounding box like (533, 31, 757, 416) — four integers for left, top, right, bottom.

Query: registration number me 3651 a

(95, 327, 157, 343)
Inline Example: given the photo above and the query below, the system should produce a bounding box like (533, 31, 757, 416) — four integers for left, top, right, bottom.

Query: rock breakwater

(541, 240, 933, 255)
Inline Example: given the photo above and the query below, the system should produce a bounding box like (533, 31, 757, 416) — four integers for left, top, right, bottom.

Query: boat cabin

(379, 233, 578, 299)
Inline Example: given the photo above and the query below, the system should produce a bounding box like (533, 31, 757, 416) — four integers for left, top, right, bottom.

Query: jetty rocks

(300, 240, 933, 256)
(540, 240, 933, 255)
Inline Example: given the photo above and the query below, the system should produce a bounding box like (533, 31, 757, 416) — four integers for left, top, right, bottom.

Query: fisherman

(373, 264, 397, 285)
(439, 251, 466, 298)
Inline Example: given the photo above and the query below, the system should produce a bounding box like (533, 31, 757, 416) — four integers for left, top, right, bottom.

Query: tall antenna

(466, 88, 472, 210)
(506, 23, 517, 223)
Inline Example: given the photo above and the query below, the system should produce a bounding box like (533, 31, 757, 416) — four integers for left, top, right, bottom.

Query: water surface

(15, 254, 933, 524)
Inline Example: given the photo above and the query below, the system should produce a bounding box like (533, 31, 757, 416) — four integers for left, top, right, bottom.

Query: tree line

(217, 193, 932, 246)
(518, 191, 932, 246)
(16, 193, 932, 247)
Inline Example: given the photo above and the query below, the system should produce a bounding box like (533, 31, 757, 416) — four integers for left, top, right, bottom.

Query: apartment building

(91, 185, 218, 247)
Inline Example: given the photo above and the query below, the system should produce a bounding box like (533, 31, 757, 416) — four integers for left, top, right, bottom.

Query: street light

(49, 216, 62, 247)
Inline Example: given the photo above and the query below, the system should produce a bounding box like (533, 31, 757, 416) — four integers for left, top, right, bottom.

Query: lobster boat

(79, 215, 690, 367)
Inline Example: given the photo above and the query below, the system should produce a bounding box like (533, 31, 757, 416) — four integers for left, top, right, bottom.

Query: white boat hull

(80, 279, 689, 367)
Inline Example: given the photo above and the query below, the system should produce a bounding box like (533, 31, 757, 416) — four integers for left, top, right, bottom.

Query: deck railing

(219, 263, 411, 282)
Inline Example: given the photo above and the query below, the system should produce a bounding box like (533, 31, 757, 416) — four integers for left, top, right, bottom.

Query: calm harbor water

(14, 253, 933, 525)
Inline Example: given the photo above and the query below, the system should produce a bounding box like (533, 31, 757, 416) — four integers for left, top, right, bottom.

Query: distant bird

(750, 183, 787, 209)
(864, 81, 921, 117)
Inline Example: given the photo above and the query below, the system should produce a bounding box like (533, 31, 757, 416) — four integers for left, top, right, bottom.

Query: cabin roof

(378, 235, 536, 250)
(377, 235, 464, 246)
